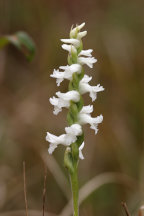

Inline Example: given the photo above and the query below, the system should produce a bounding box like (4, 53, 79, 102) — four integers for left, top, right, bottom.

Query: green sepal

(71, 142, 79, 163)
(78, 67, 85, 81)
(68, 80, 74, 91)
(68, 55, 73, 65)
(70, 26, 79, 39)
(77, 40, 83, 54)
(67, 101, 78, 125)
(71, 50, 77, 63)
(76, 95, 84, 112)
(67, 111, 74, 125)
(76, 133, 84, 147)
(68, 54, 77, 65)
(70, 102, 78, 121)
(64, 147, 74, 174)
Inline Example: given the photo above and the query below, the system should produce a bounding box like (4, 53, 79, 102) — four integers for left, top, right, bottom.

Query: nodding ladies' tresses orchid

(46, 22, 104, 158)
(46, 22, 104, 216)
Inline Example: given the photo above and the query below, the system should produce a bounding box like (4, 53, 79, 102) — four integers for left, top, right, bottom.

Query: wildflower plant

(46, 23, 104, 216)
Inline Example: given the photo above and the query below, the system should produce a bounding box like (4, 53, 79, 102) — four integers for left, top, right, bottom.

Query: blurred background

(0, 0, 144, 215)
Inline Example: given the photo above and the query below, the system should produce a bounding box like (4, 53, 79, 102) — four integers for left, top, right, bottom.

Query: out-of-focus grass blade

(0, 32, 35, 61)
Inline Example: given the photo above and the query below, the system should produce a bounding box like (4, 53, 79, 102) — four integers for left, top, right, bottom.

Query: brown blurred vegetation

(0, 0, 144, 215)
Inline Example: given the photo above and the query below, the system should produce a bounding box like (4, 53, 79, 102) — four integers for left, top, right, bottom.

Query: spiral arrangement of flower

(46, 23, 104, 216)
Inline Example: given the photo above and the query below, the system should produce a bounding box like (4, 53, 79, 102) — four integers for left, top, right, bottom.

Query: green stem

(70, 166, 79, 216)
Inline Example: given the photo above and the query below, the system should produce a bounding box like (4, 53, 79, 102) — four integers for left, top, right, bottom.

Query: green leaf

(0, 31, 35, 61)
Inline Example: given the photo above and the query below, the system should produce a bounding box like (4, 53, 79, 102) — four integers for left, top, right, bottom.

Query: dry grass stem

(121, 202, 131, 216)
(23, 161, 28, 216)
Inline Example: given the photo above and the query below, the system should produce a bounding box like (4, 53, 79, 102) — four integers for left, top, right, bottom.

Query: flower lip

(78, 106, 103, 134)
(79, 75, 104, 101)
(78, 57, 97, 68)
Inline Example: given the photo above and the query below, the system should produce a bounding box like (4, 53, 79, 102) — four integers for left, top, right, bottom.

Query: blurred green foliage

(0, 32, 35, 61)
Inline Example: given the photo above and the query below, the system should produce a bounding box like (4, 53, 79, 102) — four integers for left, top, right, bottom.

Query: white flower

(78, 105, 103, 134)
(70, 22, 85, 38)
(79, 75, 104, 101)
(62, 44, 77, 54)
(79, 142, 85, 159)
(78, 49, 93, 57)
(50, 90, 80, 115)
(46, 124, 82, 154)
(61, 39, 80, 48)
(70, 23, 87, 39)
(51, 64, 82, 86)
(78, 57, 97, 68)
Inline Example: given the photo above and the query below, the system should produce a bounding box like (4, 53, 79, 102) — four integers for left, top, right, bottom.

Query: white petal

(77, 31, 87, 39)
(80, 105, 93, 114)
(56, 91, 80, 102)
(64, 134, 77, 146)
(90, 115, 103, 134)
(48, 144, 57, 154)
(75, 22, 85, 31)
(79, 82, 92, 95)
(65, 124, 82, 136)
(61, 39, 80, 48)
(62, 44, 77, 53)
(50, 69, 64, 86)
(50, 69, 63, 79)
(49, 96, 65, 115)
(66, 64, 82, 74)
(78, 57, 97, 68)
(79, 142, 85, 160)
(81, 74, 92, 83)
(90, 85, 105, 101)
(60, 64, 82, 76)
(79, 49, 93, 57)
(59, 65, 70, 70)
(77, 22, 85, 30)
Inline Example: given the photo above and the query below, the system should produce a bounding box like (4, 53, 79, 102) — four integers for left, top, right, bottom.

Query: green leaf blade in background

(0, 31, 36, 61)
